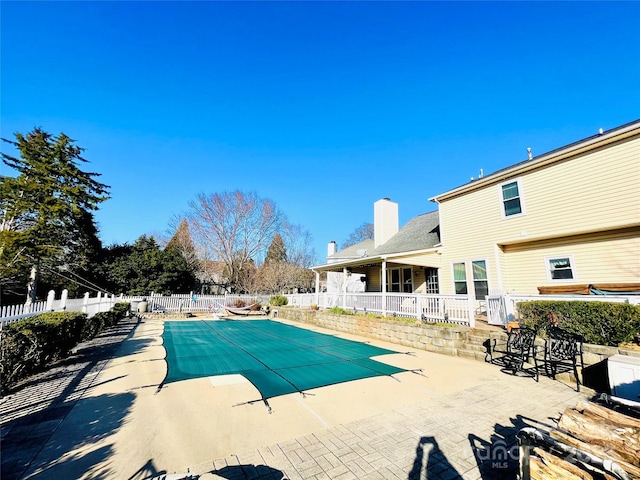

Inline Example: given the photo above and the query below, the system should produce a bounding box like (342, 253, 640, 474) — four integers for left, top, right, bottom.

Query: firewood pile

(518, 394, 640, 479)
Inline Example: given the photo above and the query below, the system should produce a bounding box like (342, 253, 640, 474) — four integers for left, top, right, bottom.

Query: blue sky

(2, 1, 639, 263)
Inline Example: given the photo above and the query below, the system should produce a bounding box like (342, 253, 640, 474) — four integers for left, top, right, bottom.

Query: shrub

(517, 300, 640, 346)
(0, 303, 131, 396)
(328, 306, 353, 315)
(231, 299, 247, 308)
(269, 295, 288, 306)
(0, 312, 86, 395)
(112, 302, 131, 318)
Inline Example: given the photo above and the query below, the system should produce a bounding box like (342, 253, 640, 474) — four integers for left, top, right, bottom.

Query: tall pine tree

(265, 233, 287, 263)
(1, 128, 109, 302)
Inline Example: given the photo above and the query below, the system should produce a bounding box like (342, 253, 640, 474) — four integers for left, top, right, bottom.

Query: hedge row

(516, 300, 640, 346)
(0, 302, 131, 396)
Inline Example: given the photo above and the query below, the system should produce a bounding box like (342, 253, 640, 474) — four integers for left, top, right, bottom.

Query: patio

(1, 315, 589, 480)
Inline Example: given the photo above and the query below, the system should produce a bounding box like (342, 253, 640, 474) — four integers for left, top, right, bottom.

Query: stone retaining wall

(275, 308, 640, 366)
(276, 308, 472, 357)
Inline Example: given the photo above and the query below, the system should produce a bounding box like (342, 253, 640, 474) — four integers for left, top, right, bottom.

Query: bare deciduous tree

(186, 191, 281, 293)
(281, 221, 316, 268)
(254, 261, 314, 294)
(342, 222, 374, 249)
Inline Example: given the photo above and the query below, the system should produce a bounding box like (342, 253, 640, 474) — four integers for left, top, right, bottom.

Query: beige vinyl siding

(412, 269, 426, 293)
(366, 267, 382, 292)
(501, 228, 640, 293)
(503, 139, 639, 239)
(437, 134, 640, 295)
(438, 194, 502, 295)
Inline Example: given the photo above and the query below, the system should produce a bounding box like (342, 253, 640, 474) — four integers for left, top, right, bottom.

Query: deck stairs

(457, 327, 507, 362)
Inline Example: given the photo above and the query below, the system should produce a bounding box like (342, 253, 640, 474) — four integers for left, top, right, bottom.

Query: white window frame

(387, 267, 414, 293)
(452, 259, 490, 299)
(499, 178, 526, 219)
(452, 262, 468, 295)
(471, 259, 489, 300)
(545, 255, 576, 282)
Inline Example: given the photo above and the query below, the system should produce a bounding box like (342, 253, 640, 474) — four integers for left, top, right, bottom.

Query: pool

(161, 319, 406, 401)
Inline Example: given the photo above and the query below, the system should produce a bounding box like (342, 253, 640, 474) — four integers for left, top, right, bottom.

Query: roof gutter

(311, 246, 440, 271)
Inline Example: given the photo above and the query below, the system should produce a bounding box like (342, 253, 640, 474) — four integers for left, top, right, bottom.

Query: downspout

(494, 244, 504, 293)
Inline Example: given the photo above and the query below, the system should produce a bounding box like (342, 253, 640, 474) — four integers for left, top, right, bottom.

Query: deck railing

(6, 289, 638, 329)
(284, 292, 476, 326)
(1, 291, 477, 327)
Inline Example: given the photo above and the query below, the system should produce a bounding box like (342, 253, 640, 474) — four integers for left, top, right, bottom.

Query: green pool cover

(161, 319, 407, 400)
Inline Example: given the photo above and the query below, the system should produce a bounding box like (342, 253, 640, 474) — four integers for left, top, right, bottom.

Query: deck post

(468, 295, 476, 328)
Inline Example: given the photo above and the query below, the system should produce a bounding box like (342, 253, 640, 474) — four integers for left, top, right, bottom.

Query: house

(324, 239, 373, 294)
(197, 259, 228, 294)
(313, 119, 640, 299)
(314, 198, 442, 295)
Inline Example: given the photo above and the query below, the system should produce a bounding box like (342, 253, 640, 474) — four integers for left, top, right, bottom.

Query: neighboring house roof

(328, 239, 375, 262)
(371, 210, 440, 255)
(430, 119, 640, 203)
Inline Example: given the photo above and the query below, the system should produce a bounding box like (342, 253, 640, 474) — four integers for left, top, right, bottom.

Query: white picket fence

(4, 288, 639, 331)
(0, 290, 119, 328)
(0, 291, 478, 327)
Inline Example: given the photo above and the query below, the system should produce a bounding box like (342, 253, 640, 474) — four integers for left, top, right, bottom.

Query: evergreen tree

(1, 128, 109, 302)
(265, 233, 287, 263)
(95, 235, 197, 295)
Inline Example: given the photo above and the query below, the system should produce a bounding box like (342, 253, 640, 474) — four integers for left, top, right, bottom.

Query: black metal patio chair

(488, 326, 539, 382)
(540, 326, 584, 391)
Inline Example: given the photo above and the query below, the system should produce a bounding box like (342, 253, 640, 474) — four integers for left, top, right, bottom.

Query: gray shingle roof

(328, 239, 375, 261)
(371, 210, 440, 255)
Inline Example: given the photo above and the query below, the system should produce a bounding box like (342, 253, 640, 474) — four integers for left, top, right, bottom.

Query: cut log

(550, 429, 640, 478)
(533, 447, 594, 479)
(558, 408, 640, 467)
(529, 455, 585, 480)
(574, 401, 640, 430)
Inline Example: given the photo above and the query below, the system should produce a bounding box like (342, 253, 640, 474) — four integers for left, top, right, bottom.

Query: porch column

(381, 260, 387, 316)
(342, 267, 348, 308)
(467, 294, 476, 328)
(314, 270, 320, 306)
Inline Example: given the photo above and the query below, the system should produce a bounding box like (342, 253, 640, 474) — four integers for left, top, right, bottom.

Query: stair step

(461, 343, 490, 353)
(469, 334, 492, 343)
(457, 349, 488, 362)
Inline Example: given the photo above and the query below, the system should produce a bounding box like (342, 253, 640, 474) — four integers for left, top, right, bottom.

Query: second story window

(501, 180, 523, 217)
